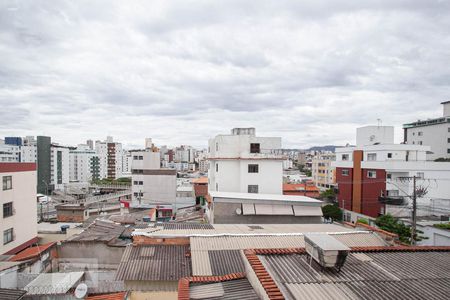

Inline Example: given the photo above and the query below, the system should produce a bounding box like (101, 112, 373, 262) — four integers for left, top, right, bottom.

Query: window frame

(3, 228, 13, 245)
(3, 202, 13, 218)
(367, 170, 377, 179)
(248, 164, 259, 173)
(342, 169, 349, 176)
(250, 143, 260, 154)
(2, 176, 12, 190)
(248, 185, 259, 193)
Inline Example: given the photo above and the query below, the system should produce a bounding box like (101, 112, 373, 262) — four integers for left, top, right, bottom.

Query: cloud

(0, 0, 449, 149)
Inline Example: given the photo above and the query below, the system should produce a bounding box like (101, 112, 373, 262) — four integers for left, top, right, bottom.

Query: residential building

(131, 150, 176, 208)
(403, 101, 450, 160)
(208, 128, 284, 194)
(86, 139, 94, 150)
(37, 136, 51, 194)
(198, 159, 209, 173)
(4, 137, 22, 146)
(333, 126, 450, 218)
(50, 144, 70, 191)
(174, 145, 195, 163)
(206, 191, 323, 224)
(1, 163, 38, 255)
(311, 152, 336, 190)
(0, 144, 20, 162)
(69, 144, 100, 183)
(121, 150, 132, 176)
(95, 138, 123, 179)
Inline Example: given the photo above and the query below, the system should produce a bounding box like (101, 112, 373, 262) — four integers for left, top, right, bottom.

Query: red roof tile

(9, 242, 55, 262)
(283, 183, 319, 192)
(192, 177, 208, 184)
(0, 163, 36, 173)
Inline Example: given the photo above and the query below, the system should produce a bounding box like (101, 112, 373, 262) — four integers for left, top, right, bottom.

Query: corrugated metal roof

(134, 223, 361, 237)
(209, 250, 245, 276)
(189, 278, 259, 300)
(258, 251, 450, 300)
(24, 272, 84, 295)
(191, 250, 212, 276)
(115, 245, 191, 281)
(67, 220, 126, 244)
(190, 232, 386, 251)
(0, 288, 26, 300)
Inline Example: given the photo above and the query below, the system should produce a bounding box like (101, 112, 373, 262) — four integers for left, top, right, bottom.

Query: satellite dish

(74, 283, 88, 299)
(235, 207, 242, 215)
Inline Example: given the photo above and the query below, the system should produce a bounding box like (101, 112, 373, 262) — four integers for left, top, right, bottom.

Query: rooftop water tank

(304, 234, 350, 272)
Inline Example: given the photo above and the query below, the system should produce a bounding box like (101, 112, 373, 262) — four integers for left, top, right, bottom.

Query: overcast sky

(1, 1, 449, 149)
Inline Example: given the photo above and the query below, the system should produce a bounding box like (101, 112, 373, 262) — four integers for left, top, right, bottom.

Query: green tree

(320, 188, 336, 201)
(375, 214, 426, 244)
(322, 204, 342, 221)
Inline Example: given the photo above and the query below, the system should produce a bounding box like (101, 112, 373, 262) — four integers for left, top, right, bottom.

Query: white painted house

(208, 128, 284, 195)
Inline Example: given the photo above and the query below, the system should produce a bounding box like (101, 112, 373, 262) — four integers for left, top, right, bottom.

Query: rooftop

(9, 242, 55, 262)
(209, 191, 322, 204)
(0, 288, 26, 300)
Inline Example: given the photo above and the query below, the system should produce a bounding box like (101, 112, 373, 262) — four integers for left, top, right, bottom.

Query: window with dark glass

(248, 164, 259, 173)
(250, 143, 260, 153)
(3, 228, 13, 245)
(248, 185, 259, 193)
(3, 202, 13, 218)
(2, 176, 12, 190)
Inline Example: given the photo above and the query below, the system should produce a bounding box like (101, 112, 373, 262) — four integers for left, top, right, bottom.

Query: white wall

(1, 169, 38, 255)
(356, 126, 394, 146)
(406, 122, 449, 160)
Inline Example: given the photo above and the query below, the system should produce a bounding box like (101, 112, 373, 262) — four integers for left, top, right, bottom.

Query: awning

(254, 204, 293, 215)
(293, 206, 323, 216)
(242, 204, 255, 215)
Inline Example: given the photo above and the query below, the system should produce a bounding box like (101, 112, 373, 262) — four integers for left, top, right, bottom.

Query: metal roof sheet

(24, 272, 84, 295)
(259, 251, 450, 300)
(189, 278, 259, 300)
(210, 191, 322, 203)
(0, 288, 27, 300)
(293, 205, 323, 216)
(190, 232, 386, 251)
(115, 245, 191, 281)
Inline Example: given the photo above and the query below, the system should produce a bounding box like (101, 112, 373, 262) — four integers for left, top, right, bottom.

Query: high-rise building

(208, 128, 284, 194)
(95, 137, 123, 179)
(86, 139, 94, 150)
(1, 163, 38, 255)
(403, 101, 450, 160)
(312, 153, 336, 190)
(37, 136, 51, 194)
(69, 144, 100, 182)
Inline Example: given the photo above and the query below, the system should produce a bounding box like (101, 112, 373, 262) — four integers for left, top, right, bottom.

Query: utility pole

(411, 176, 417, 245)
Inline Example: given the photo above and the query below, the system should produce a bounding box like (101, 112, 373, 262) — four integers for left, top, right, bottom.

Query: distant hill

(307, 145, 340, 152)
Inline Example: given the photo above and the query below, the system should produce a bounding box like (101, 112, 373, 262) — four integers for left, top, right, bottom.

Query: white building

(403, 101, 450, 160)
(333, 125, 450, 219)
(174, 145, 195, 163)
(95, 138, 123, 179)
(131, 150, 176, 208)
(50, 145, 70, 191)
(121, 150, 133, 177)
(208, 128, 284, 195)
(69, 145, 99, 183)
(198, 159, 209, 173)
(1, 163, 38, 255)
(312, 152, 336, 190)
(0, 145, 21, 162)
(21, 145, 37, 162)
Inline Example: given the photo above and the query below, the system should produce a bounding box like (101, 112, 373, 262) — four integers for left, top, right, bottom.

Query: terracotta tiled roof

(86, 292, 128, 300)
(283, 183, 319, 192)
(192, 177, 208, 184)
(178, 273, 246, 300)
(9, 242, 55, 262)
(244, 250, 285, 300)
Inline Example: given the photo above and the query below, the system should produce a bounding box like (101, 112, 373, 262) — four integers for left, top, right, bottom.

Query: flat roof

(209, 191, 322, 204)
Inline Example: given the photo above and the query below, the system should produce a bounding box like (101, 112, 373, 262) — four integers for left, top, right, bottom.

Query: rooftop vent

(304, 234, 350, 272)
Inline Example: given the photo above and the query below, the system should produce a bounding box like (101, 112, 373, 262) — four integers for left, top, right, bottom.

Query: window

(250, 143, 260, 154)
(3, 202, 13, 218)
(2, 176, 12, 190)
(448, 149, 450, 154)
(448, 138, 450, 143)
(386, 173, 392, 180)
(342, 154, 349, 161)
(367, 153, 377, 161)
(418, 141, 423, 145)
(139, 156, 143, 160)
(215, 163, 218, 172)
(3, 228, 13, 245)
(342, 169, 349, 176)
(248, 164, 259, 173)
(133, 192, 143, 197)
(387, 153, 392, 158)
(133, 181, 143, 185)
(367, 170, 377, 178)
(133, 156, 138, 160)
(418, 132, 423, 136)
(215, 142, 219, 151)
(216, 183, 218, 191)
(248, 185, 259, 193)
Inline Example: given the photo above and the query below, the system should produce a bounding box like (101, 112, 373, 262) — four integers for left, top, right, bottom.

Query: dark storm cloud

(0, 0, 449, 148)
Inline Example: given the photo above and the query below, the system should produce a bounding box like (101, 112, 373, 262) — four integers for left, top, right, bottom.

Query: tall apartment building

(311, 152, 336, 190)
(37, 136, 51, 194)
(69, 144, 100, 182)
(174, 145, 195, 163)
(1, 163, 38, 255)
(131, 150, 176, 208)
(333, 126, 450, 219)
(403, 101, 450, 160)
(208, 128, 284, 194)
(122, 150, 133, 176)
(95, 138, 123, 179)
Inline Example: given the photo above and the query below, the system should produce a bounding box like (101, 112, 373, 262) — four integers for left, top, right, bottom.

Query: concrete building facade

(131, 151, 176, 208)
(208, 128, 284, 195)
(311, 153, 336, 190)
(69, 145, 100, 183)
(1, 163, 38, 255)
(403, 101, 450, 160)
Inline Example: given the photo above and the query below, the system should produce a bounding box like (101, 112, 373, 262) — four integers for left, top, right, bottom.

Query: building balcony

(378, 195, 406, 205)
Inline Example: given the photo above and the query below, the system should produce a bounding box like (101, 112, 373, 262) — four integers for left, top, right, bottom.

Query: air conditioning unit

(304, 234, 350, 272)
